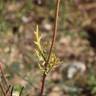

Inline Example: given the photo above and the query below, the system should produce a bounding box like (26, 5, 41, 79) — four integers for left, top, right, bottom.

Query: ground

(0, 0, 96, 96)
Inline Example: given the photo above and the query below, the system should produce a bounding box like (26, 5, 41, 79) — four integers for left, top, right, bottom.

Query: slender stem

(0, 63, 9, 96)
(47, 0, 61, 63)
(10, 86, 14, 96)
(39, 0, 61, 96)
(6, 85, 11, 95)
(37, 48, 47, 62)
(19, 87, 24, 96)
(1, 69, 9, 88)
(0, 83, 6, 96)
(39, 73, 46, 96)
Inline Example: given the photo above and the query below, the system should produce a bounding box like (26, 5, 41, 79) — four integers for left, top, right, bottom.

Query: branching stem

(39, 0, 61, 96)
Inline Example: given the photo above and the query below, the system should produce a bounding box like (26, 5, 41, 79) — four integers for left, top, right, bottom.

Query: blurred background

(0, 0, 96, 96)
